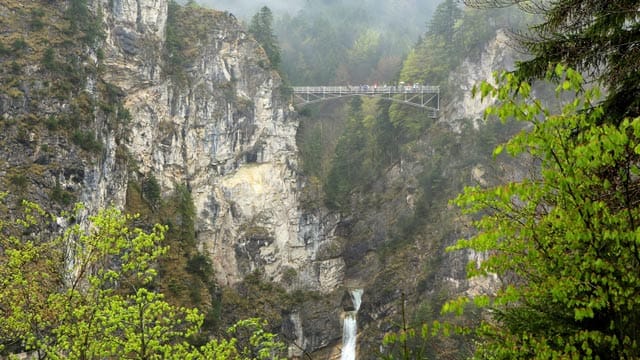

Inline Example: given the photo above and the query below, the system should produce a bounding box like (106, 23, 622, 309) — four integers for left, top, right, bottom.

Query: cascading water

(341, 288, 363, 360)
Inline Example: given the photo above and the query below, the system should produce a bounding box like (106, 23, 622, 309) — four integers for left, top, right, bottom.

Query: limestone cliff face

(438, 28, 516, 296)
(88, 0, 343, 289)
(1, 0, 344, 356)
(444, 29, 515, 132)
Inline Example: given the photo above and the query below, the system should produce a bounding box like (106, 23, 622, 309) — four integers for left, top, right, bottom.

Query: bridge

(292, 85, 440, 117)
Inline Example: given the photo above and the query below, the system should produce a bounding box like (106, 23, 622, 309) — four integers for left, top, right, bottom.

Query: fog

(185, 0, 444, 44)
(183, 0, 446, 84)
(184, 0, 305, 17)
(189, 0, 442, 23)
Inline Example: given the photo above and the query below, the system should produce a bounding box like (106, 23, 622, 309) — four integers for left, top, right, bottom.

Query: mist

(184, 0, 305, 17)
(183, 0, 446, 85)
(189, 0, 443, 26)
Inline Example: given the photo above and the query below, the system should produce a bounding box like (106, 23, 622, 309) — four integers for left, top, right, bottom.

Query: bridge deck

(291, 85, 440, 117)
(293, 85, 439, 95)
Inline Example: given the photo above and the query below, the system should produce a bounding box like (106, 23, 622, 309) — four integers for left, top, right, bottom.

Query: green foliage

(9, 61, 21, 75)
(220, 271, 319, 338)
(163, 1, 229, 86)
(278, 15, 345, 84)
(1, 0, 128, 158)
(126, 180, 221, 332)
(172, 184, 196, 246)
(370, 100, 401, 166)
(186, 254, 214, 279)
(117, 104, 132, 122)
(299, 124, 324, 178)
(381, 322, 464, 360)
(228, 318, 287, 360)
(399, 4, 522, 89)
(248, 6, 281, 69)
(427, 0, 462, 42)
(1, 203, 171, 357)
(324, 97, 372, 210)
(141, 174, 161, 207)
(344, 28, 383, 82)
(0, 42, 9, 56)
(29, 8, 45, 31)
(0, 201, 286, 359)
(66, 0, 103, 46)
(311, 97, 403, 213)
(387, 4, 525, 152)
(446, 66, 640, 358)
(9, 173, 28, 190)
(72, 130, 103, 153)
(466, 0, 640, 119)
(11, 38, 28, 52)
(164, 0, 188, 83)
(41, 47, 56, 70)
(50, 182, 75, 205)
(378, 293, 472, 360)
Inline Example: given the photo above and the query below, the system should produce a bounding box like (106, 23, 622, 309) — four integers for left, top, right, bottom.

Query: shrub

(50, 183, 75, 205)
(0, 42, 10, 56)
(141, 174, 161, 206)
(186, 254, 214, 279)
(9, 174, 28, 189)
(72, 130, 103, 153)
(42, 48, 56, 70)
(30, 14, 45, 31)
(11, 38, 28, 52)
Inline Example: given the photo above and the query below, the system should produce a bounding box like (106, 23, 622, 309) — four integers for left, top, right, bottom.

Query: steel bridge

(292, 85, 440, 117)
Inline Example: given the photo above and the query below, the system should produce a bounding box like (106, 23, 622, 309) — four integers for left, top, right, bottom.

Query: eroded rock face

(444, 29, 515, 132)
(0, 1, 522, 355)
(89, 0, 343, 292)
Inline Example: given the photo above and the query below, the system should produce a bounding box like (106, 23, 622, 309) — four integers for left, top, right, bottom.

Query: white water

(341, 289, 363, 360)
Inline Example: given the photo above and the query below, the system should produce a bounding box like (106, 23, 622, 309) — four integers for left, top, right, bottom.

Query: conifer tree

(428, 0, 462, 42)
(248, 6, 281, 69)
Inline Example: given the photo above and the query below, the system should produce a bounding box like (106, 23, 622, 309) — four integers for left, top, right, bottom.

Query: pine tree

(428, 0, 462, 42)
(248, 6, 281, 69)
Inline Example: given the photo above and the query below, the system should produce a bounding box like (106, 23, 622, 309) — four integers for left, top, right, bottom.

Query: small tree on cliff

(248, 6, 281, 69)
(446, 66, 640, 358)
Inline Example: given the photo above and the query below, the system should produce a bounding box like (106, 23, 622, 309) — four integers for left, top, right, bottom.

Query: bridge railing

(291, 85, 439, 115)
(292, 85, 439, 94)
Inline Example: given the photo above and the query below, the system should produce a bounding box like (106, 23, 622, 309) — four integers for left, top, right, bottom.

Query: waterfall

(341, 288, 363, 360)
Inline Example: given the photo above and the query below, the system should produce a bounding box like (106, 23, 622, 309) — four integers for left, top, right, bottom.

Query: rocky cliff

(1, 0, 343, 355)
(97, 0, 344, 290)
(1, 0, 522, 357)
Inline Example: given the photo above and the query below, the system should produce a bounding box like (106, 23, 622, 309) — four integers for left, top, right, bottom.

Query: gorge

(0, 0, 520, 358)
